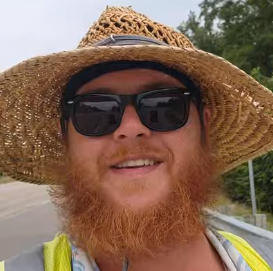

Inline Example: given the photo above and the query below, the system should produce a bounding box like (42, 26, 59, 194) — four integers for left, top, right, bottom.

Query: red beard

(50, 142, 218, 260)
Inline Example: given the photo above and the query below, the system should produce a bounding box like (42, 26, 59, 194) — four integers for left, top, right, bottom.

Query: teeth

(115, 159, 157, 168)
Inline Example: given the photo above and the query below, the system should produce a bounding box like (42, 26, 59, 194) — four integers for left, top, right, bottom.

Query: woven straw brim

(0, 44, 273, 184)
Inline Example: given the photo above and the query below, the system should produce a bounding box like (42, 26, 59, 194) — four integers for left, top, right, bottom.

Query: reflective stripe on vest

(220, 231, 272, 271)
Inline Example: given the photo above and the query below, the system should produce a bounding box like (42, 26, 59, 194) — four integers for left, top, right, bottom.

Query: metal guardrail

(206, 209, 273, 239)
(206, 209, 273, 268)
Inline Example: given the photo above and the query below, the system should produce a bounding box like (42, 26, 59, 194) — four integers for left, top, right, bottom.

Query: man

(0, 6, 272, 271)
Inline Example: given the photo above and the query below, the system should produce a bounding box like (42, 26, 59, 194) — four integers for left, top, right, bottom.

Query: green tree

(223, 151, 273, 213)
(250, 68, 273, 91)
(223, 69, 273, 213)
(178, 0, 273, 76)
(179, 0, 273, 213)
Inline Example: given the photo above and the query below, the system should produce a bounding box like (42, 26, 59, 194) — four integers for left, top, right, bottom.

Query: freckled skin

(66, 69, 210, 210)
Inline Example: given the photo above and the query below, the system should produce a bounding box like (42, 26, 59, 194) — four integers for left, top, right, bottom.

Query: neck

(95, 232, 225, 271)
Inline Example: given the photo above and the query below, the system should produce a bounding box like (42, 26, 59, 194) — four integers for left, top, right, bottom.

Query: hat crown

(77, 6, 194, 49)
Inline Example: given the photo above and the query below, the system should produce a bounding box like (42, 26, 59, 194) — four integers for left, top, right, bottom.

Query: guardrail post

(248, 160, 257, 215)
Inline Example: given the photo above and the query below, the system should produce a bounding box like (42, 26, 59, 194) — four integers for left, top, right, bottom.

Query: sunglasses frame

(63, 87, 194, 137)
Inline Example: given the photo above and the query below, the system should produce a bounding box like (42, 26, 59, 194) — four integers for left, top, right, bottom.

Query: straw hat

(0, 6, 273, 184)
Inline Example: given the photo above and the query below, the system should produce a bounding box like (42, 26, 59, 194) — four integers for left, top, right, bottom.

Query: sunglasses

(63, 87, 195, 137)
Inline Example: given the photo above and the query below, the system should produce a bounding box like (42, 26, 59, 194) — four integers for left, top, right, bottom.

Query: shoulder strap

(44, 233, 72, 271)
(1, 244, 44, 271)
(219, 231, 272, 271)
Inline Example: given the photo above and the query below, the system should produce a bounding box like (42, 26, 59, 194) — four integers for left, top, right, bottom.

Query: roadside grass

(216, 194, 273, 231)
(0, 176, 14, 184)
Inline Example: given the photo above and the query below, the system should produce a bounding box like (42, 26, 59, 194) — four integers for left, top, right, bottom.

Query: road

(0, 182, 272, 268)
(0, 182, 60, 260)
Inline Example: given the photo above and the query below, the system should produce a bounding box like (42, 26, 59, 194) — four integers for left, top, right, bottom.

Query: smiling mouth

(112, 159, 162, 169)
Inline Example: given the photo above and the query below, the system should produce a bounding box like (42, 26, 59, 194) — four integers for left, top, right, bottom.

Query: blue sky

(0, 0, 201, 70)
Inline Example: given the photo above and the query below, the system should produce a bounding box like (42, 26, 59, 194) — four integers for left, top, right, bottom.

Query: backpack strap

(219, 231, 272, 271)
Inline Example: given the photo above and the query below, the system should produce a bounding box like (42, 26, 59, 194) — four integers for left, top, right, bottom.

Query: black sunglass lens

(139, 91, 188, 131)
(74, 96, 121, 135)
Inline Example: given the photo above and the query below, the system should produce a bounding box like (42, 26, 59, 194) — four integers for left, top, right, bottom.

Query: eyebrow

(78, 81, 187, 95)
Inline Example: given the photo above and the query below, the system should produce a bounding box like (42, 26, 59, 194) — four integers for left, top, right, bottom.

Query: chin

(115, 195, 167, 213)
(101, 178, 171, 212)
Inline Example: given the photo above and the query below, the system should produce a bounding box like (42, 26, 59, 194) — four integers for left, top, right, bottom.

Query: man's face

(53, 69, 217, 258)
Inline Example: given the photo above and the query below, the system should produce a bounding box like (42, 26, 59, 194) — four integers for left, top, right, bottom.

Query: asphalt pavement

(0, 182, 59, 260)
(0, 202, 59, 260)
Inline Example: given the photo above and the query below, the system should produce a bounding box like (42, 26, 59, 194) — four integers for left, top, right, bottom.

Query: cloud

(0, 0, 200, 70)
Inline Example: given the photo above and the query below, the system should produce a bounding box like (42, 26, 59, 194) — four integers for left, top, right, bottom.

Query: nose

(113, 105, 151, 140)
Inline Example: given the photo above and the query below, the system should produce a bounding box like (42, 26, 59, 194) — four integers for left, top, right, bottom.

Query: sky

(0, 0, 201, 71)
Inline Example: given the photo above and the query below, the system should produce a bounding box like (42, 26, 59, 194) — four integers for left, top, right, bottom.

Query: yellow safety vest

(0, 231, 271, 271)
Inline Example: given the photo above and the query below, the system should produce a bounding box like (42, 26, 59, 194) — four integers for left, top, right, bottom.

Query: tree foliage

(179, 0, 273, 213)
(178, 0, 273, 76)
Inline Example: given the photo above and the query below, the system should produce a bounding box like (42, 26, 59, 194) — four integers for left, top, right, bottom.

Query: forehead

(77, 69, 186, 95)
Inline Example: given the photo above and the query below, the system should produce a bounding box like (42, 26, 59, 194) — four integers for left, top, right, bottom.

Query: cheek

(66, 121, 106, 164)
(161, 109, 202, 164)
